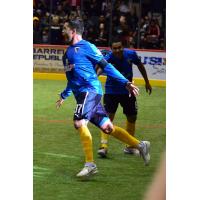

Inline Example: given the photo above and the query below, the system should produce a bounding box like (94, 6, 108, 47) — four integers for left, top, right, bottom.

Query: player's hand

(56, 98, 64, 109)
(145, 82, 152, 95)
(95, 64, 103, 76)
(126, 81, 139, 97)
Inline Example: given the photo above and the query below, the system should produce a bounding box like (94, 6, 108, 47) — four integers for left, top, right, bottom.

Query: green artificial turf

(33, 79, 166, 200)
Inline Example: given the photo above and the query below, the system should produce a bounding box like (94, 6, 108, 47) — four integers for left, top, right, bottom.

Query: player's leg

(73, 92, 99, 178)
(120, 94, 140, 155)
(123, 115, 141, 156)
(100, 121, 150, 165)
(74, 119, 97, 178)
(92, 103, 150, 166)
(101, 113, 115, 148)
(98, 94, 118, 157)
(98, 113, 115, 157)
(126, 115, 137, 136)
(120, 94, 138, 136)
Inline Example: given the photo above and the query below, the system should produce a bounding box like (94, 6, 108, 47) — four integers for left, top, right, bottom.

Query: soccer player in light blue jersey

(56, 19, 150, 179)
(98, 38, 152, 158)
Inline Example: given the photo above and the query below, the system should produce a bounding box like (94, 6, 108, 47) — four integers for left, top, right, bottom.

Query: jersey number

(74, 104, 83, 115)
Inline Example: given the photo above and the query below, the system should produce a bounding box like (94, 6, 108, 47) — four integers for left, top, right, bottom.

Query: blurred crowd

(33, 0, 165, 49)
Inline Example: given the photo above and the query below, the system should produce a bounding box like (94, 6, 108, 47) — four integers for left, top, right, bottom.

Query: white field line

(42, 152, 79, 159)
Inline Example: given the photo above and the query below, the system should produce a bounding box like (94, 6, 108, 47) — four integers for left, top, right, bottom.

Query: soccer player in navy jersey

(98, 38, 152, 158)
(56, 19, 150, 179)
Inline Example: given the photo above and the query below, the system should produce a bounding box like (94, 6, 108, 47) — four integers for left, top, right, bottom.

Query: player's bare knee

(101, 122, 114, 134)
(74, 119, 87, 129)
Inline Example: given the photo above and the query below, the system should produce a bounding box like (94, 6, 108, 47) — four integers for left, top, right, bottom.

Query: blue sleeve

(130, 50, 141, 65)
(100, 49, 112, 62)
(103, 63, 129, 86)
(60, 83, 72, 99)
(86, 43, 104, 65)
(104, 51, 112, 62)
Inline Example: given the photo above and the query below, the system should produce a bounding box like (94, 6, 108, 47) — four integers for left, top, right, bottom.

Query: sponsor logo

(140, 56, 166, 66)
(74, 47, 80, 53)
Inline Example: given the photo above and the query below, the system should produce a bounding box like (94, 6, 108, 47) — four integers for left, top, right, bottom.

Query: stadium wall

(33, 44, 166, 87)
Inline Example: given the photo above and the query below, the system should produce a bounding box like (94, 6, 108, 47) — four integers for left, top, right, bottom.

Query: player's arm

(98, 59, 139, 96)
(87, 44, 139, 96)
(87, 44, 128, 83)
(132, 51, 152, 95)
(137, 62, 152, 95)
(56, 49, 72, 109)
(95, 50, 111, 76)
(56, 83, 72, 109)
(95, 64, 103, 76)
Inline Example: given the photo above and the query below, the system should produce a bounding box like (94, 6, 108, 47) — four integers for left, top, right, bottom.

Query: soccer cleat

(139, 141, 151, 166)
(76, 164, 98, 179)
(124, 147, 141, 156)
(97, 147, 108, 158)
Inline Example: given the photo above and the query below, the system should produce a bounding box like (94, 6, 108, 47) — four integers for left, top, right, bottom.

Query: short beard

(65, 36, 73, 45)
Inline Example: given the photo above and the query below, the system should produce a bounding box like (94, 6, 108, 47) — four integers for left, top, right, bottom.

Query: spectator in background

(127, 31, 137, 48)
(75, 5, 82, 18)
(69, 0, 81, 8)
(146, 19, 160, 49)
(159, 38, 165, 50)
(40, 11, 50, 29)
(33, 16, 42, 44)
(34, 0, 47, 13)
(85, 26, 96, 43)
(104, 0, 112, 19)
(55, 3, 66, 18)
(33, 0, 165, 49)
(139, 16, 150, 49)
(118, 0, 130, 15)
(49, 15, 63, 44)
(68, 10, 77, 21)
(158, 24, 165, 49)
(62, 0, 71, 16)
(88, 0, 101, 16)
(128, 6, 138, 33)
(98, 15, 106, 25)
(96, 15, 109, 34)
(42, 27, 49, 44)
(95, 23, 108, 47)
(114, 15, 131, 47)
(101, 0, 109, 16)
(82, 12, 94, 29)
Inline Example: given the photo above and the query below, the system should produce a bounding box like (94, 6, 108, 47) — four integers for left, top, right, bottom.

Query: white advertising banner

(33, 45, 166, 80)
(33, 45, 65, 72)
(134, 50, 166, 80)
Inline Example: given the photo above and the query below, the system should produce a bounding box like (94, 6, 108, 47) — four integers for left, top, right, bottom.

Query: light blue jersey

(104, 49, 141, 94)
(61, 40, 129, 99)
(61, 40, 103, 98)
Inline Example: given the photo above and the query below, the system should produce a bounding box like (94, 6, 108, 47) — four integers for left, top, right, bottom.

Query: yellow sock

(126, 121, 135, 148)
(126, 120, 135, 136)
(110, 125, 140, 148)
(100, 131, 109, 148)
(78, 125, 94, 163)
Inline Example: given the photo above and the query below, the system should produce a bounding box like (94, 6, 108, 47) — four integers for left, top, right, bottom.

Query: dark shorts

(103, 94, 138, 116)
(73, 92, 109, 127)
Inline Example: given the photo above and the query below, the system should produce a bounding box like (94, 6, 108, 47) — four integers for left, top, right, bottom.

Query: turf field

(33, 79, 166, 200)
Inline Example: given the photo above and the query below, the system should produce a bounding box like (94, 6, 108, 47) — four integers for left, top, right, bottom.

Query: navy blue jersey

(61, 40, 129, 99)
(104, 49, 141, 94)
